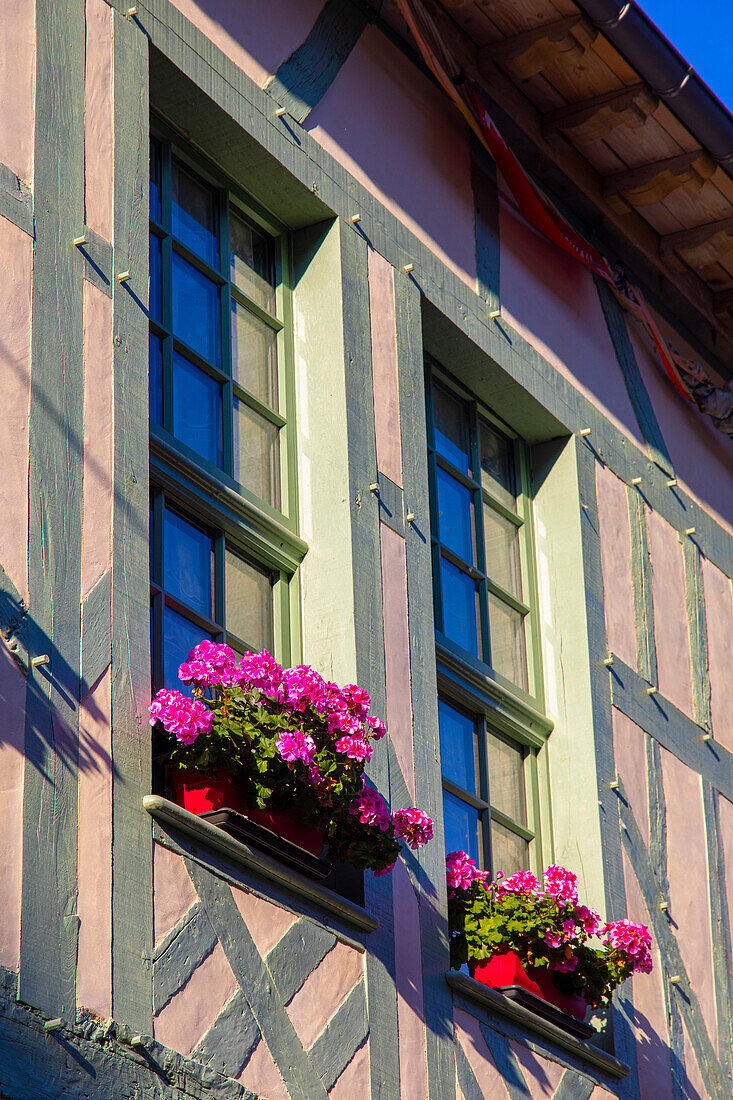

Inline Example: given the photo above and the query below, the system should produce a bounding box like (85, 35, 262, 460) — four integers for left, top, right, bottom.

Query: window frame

(148, 116, 305, 687)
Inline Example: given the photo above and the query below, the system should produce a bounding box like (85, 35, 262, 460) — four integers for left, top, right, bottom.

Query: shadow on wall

(634, 1007, 692, 1100)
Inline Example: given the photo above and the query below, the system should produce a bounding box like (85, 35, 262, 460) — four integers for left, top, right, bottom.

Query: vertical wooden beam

(471, 137, 500, 316)
(627, 488, 657, 687)
(702, 781, 733, 1088)
(18, 0, 85, 1019)
(682, 538, 712, 732)
(110, 9, 153, 1030)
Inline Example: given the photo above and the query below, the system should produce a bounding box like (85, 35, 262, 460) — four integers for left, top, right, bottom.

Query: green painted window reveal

(149, 125, 298, 688)
(426, 359, 545, 877)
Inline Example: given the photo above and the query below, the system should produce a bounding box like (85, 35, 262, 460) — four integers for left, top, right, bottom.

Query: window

(149, 125, 299, 690)
(426, 359, 545, 878)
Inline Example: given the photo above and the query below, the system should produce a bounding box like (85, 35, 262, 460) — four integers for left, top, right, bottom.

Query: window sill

(143, 795, 378, 934)
(446, 972, 630, 1079)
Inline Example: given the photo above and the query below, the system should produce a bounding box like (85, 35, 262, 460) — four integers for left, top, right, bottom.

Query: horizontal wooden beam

(713, 288, 733, 315)
(603, 148, 715, 206)
(659, 216, 733, 258)
(479, 15, 596, 79)
(542, 82, 658, 142)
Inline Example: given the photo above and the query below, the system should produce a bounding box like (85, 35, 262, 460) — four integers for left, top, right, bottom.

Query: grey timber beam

(471, 137, 500, 313)
(266, 0, 373, 124)
(19, 0, 85, 1019)
(702, 781, 733, 1086)
(0, 162, 33, 236)
(185, 859, 330, 1100)
(152, 901, 218, 1014)
(111, 9, 153, 1030)
(627, 486, 657, 686)
(79, 225, 114, 297)
(193, 988, 260, 1079)
(265, 919, 336, 1005)
(552, 1069, 595, 1100)
(455, 1041, 483, 1100)
(478, 1022, 533, 1100)
(80, 567, 112, 697)
(682, 538, 712, 731)
(308, 981, 368, 1090)
(594, 277, 673, 477)
(373, 473, 405, 538)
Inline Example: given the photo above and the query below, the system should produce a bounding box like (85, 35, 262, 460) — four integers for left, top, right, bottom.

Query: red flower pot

(169, 770, 325, 857)
(469, 951, 588, 1021)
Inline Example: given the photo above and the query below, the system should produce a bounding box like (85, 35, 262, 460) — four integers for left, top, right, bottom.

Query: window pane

(438, 699, 478, 794)
(225, 549, 274, 652)
(231, 300, 278, 409)
(172, 353, 222, 468)
(149, 333, 163, 425)
(163, 508, 213, 617)
(491, 820, 529, 878)
(164, 607, 213, 690)
(172, 253, 221, 366)
(150, 139, 161, 222)
(483, 503, 522, 598)
(230, 210, 275, 312)
(443, 790, 481, 864)
(233, 399, 281, 509)
(172, 160, 218, 267)
(488, 593, 528, 690)
(480, 420, 516, 511)
(487, 732, 527, 826)
(149, 233, 162, 323)
(436, 467, 475, 565)
(440, 558, 481, 658)
(434, 385, 470, 474)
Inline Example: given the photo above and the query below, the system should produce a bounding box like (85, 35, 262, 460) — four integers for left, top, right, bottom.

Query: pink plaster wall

(499, 197, 642, 446)
(307, 26, 475, 290)
(368, 248, 402, 488)
(660, 748, 717, 1054)
(700, 556, 733, 752)
(239, 1037, 289, 1100)
(454, 1008, 508, 1095)
(595, 462, 636, 670)
(171, 0, 323, 90)
(0, 220, 32, 605)
(329, 1038, 369, 1099)
(0, 0, 34, 183)
(393, 859, 428, 1100)
(82, 281, 114, 598)
(380, 524, 414, 800)
(627, 319, 733, 538)
(232, 885, 297, 958)
(646, 508, 693, 715)
(508, 1040, 563, 1098)
(613, 711, 648, 843)
(153, 842, 197, 946)
(153, 941, 238, 1055)
(0, 641, 26, 970)
(76, 667, 112, 1017)
(287, 941, 362, 1050)
(84, 0, 113, 242)
(682, 1026, 708, 1100)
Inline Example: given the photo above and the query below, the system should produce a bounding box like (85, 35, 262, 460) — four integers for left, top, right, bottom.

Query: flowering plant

(149, 642, 433, 875)
(446, 853, 653, 1008)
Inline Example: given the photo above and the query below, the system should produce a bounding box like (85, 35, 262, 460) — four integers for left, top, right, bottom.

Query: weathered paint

(646, 510, 693, 716)
(0, 0, 34, 182)
(82, 281, 114, 598)
(0, 219, 32, 605)
(595, 462, 637, 671)
(171, 0, 323, 90)
(509, 1039, 564, 1097)
(231, 884, 298, 958)
(613, 711, 649, 844)
(660, 748, 717, 1054)
(76, 667, 112, 1018)
(286, 941, 363, 1050)
(393, 860, 428, 1099)
(153, 941, 239, 1056)
(84, 0, 113, 242)
(368, 248, 402, 488)
(380, 524, 414, 801)
(499, 197, 642, 447)
(700, 557, 733, 753)
(0, 642, 26, 970)
(153, 842, 197, 945)
(329, 1038, 370, 1099)
(454, 1009, 509, 1096)
(238, 1037, 290, 1100)
(307, 25, 475, 288)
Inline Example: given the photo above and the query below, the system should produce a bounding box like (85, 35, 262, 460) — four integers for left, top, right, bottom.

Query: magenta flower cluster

(446, 850, 489, 897)
(602, 918, 653, 974)
(275, 729, 316, 765)
(392, 808, 434, 850)
(148, 689, 213, 745)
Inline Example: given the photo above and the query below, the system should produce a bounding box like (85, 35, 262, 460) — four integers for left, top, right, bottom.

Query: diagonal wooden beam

(659, 217, 733, 266)
(542, 83, 658, 141)
(603, 149, 716, 213)
(479, 15, 596, 80)
(713, 287, 733, 315)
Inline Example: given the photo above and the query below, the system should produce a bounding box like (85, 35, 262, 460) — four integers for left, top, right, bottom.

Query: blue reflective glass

(149, 233, 162, 322)
(434, 384, 470, 474)
(439, 699, 477, 794)
(163, 508, 213, 617)
(150, 140, 161, 221)
(440, 558, 480, 657)
(436, 467, 475, 565)
(443, 790, 480, 864)
(172, 353, 222, 468)
(172, 253, 220, 365)
(164, 607, 213, 691)
(172, 160, 218, 266)
(149, 333, 163, 425)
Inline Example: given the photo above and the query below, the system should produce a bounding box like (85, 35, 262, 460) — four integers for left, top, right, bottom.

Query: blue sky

(640, 1, 733, 112)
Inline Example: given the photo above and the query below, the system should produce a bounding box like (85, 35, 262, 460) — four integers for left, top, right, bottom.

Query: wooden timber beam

(713, 288, 733, 316)
(542, 83, 659, 143)
(479, 15, 597, 80)
(604, 149, 716, 214)
(659, 217, 733, 275)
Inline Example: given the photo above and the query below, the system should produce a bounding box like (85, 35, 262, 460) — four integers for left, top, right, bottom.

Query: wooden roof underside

(382, 0, 733, 377)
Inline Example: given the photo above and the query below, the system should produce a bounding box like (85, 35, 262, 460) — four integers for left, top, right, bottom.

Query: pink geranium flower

(335, 734, 372, 762)
(275, 729, 316, 765)
(350, 786, 390, 831)
(365, 716, 387, 740)
(392, 808, 434, 849)
(445, 851, 487, 896)
(178, 640, 238, 689)
(603, 919, 653, 974)
(148, 689, 213, 744)
(543, 864, 579, 905)
(494, 870, 542, 898)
